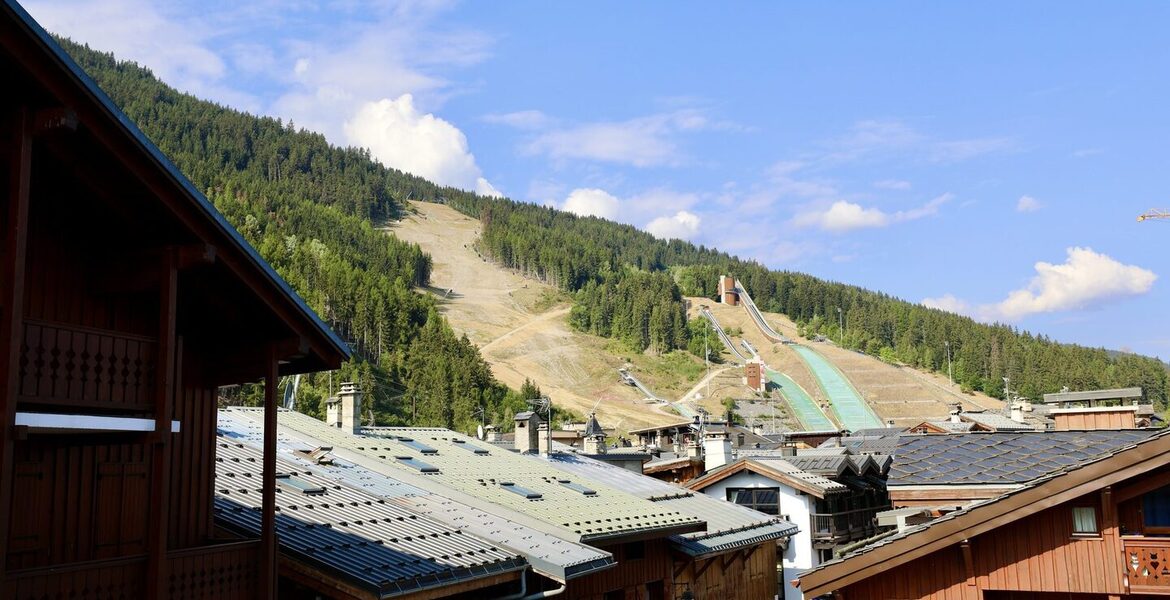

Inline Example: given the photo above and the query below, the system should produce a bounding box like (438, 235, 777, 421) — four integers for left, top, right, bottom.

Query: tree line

(61, 39, 534, 432)
(448, 197, 1169, 407)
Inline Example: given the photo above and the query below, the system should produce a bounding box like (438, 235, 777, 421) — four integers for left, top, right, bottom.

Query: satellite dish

(476, 424, 485, 440)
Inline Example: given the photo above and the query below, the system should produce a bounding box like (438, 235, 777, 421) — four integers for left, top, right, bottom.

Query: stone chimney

(752, 422, 764, 436)
(326, 382, 362, 434)
(949, 404, 962, 424)
(704, 430, 733, 472)
(687, 439, 703, 459)
(514, 411, 541, 454)
(582, 413, 606, 455)
(484, 425, 500, 442)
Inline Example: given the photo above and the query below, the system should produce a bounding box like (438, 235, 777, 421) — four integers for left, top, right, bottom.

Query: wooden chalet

(798, 428, 1170, 599)
(0, 1, 348, 597)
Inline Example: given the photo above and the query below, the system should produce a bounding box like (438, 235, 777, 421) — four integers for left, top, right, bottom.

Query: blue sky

(26, 0, 1170, 359)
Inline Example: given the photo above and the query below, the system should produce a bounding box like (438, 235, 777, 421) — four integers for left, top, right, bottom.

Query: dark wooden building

(0, 1, 348, 597)
(799, 429, 1170, 599)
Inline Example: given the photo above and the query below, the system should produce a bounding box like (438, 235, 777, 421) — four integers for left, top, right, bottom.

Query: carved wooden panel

(19, 319, 156, 409)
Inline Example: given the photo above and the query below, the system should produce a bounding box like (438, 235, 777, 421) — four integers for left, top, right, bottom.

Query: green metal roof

(275, 411, 704, 543)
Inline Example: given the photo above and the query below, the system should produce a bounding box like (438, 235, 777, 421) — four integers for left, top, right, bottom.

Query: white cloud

(791, 193, 951, 233)
(344, 94, 500, 196)
(874, 179, 912, 190)
(483, 110, 553, 130)
(922, 294, 972, 315)
(820, 119, 1013, 165)
(794, 201, 889, 232)
(989, 247, 1156, 320)
(1016, 195, 1042, 212)
(563, 188, 620, 219)
(645, 211, 701, 240)
(524, 109, 735, 168)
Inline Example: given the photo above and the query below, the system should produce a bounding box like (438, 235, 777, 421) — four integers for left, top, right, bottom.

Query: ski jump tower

(718, 275, 739, 305)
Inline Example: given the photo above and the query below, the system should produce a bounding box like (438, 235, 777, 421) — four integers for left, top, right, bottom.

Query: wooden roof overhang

(0, 0, 349, 381)
(798, 429, 1170, 598)
(685, 458, 843, 499)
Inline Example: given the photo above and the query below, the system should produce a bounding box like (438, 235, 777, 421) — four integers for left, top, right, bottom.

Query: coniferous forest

(62, 39, 1169, 418)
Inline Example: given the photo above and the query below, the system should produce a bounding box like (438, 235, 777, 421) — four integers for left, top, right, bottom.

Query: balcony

(4, 540, 259, 600)
(1125, 538, 1170, 594)
(811, 506, 890, 542)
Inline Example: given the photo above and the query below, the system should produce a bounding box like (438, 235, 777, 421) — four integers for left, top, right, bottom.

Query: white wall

(697, 471, 816, 600)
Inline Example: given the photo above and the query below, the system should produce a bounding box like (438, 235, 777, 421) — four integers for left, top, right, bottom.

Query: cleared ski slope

(765, 368, 835, 431)
(699, 306, 748, 363)
(792, 345, 883, 430)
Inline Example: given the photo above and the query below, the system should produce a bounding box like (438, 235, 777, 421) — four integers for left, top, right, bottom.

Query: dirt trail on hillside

(385, 202, 681, 430)
(692, 297, 1002, 427)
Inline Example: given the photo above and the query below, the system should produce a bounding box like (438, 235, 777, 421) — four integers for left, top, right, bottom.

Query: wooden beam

(692, 556, 716, 581)
(1114, 467, 1170, 503)
(0, 106, 32, 590)
(260, 343, 279, 600)
(146, 252, 177, 599)
(92, 244, 216, 294)
(31, 107, 77, 136)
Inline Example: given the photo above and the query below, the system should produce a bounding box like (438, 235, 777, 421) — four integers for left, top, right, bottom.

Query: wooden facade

(799, 432, 1170, 599)
(0, 2, 347, 598)
(673, 541, 778, 600)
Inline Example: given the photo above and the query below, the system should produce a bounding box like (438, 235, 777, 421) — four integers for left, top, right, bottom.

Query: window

(1071, 506, 1098, 535)
(1144, 484, 1170, 533)
(726, 487, 780, 515)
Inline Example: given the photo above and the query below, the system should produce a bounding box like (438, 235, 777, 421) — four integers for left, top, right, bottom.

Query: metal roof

(217, 409, 615, 582)
(541, 452, 797, 558)
(1042, 387, 1143, 404)
(1, 0, 348, 368)
(214, 438, 525, 598)
(890, 429, 1158, 486)
(236, 409, 703, 543)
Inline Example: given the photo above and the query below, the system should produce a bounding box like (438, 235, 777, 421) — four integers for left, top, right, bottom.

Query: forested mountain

(62, 38, 1167, 415)
(59, 39, 533, 431)
(451, 196, 1169, 407)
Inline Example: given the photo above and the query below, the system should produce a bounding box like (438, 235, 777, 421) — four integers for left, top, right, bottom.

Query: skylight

(275, 473, 326, 495)
(558, 479, 597, 496)
(499, 482, 542, 499)
(396, 437, 438, 455)
(396, 456, 440, 473)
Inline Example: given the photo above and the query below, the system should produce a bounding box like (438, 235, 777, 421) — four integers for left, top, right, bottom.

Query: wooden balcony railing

(19, 319, 157, 410)
(1125, 538, 1170, 594)
(811, 506, 890, 542)
(4, 540, 260, 600)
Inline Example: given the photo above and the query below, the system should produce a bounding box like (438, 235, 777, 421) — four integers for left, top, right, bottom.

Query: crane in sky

(1137, 209, 1169, 222)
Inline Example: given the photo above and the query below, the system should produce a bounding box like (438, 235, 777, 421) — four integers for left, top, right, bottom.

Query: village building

(686, 449, 890, 600)
(798, 428, 1170, 599)
(541, 447, 798, 600)
(0, 3, 348, 598)
(221, 401, 800, 599)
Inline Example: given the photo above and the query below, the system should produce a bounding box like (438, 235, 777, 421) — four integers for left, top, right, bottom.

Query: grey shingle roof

(890, 430, 1158, 485)
(958, 411, 1033, 431)
(541, 453, 797, 558)
(214, 438, 525, 598)
(783, 455, 856, 477)
(218, 409, 614, 582)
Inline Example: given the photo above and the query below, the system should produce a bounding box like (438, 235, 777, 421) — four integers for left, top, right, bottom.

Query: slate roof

(541, 452, 798, 558)
(268, 411, 703, 543)
(218, 409, 615, 581)
(783, 455, 857, 477)
(583, 414, 605, 437)
(958, 411, 1034, 431)
(689, 457, 849, 497)
(889, 430, 1158, 486)
(214, 438, 526, 598)
(820, 435, 900, 455)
